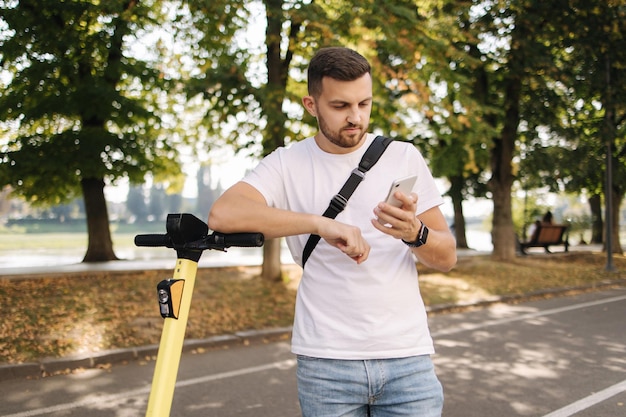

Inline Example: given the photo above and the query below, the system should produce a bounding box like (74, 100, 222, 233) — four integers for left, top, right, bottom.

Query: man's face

(303, 73, 373, 152)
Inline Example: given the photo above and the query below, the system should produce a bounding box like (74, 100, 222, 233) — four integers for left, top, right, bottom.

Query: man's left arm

(372, 192, 457, 272)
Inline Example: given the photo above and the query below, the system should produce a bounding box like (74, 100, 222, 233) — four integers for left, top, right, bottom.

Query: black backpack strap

(301, 136, 393, 268)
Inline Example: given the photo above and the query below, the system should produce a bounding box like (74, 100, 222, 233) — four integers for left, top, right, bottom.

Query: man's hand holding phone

(373, 175, 420, 240)
(383, 175, 417, 207)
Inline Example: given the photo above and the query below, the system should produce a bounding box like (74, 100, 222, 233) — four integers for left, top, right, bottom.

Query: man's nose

(347, 106, 362, 124)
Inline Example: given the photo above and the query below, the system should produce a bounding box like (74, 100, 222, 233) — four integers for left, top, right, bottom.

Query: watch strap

(403, 222, 429, 247)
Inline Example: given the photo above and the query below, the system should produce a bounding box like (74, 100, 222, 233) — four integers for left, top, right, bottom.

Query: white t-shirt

(243, 133, 444, 360)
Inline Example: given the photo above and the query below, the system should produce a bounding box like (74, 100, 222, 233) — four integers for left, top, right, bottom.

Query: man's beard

(317, 112, 367, 149)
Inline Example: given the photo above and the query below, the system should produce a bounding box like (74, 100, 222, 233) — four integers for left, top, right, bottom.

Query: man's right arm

(208, 181, 319, 239)
(208, 181, 370, 263)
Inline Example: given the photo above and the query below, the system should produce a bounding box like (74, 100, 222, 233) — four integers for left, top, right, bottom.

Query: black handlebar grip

(134, 234, 172, 247)
(212, 232, 264, 248)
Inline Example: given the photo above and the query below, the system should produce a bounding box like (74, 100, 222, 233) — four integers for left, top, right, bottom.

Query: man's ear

(302, 96, 317, 117)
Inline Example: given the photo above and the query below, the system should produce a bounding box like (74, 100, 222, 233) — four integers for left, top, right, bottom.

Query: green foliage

(0, 0, 181, 206)
(179, 0, 487, 158)
(517, 0, 626, 199)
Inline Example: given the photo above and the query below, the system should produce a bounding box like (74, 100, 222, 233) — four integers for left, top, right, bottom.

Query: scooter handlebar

(134, 234, 172, 247)
(209, 232, 265, 248)
(134, 232, 264, 250)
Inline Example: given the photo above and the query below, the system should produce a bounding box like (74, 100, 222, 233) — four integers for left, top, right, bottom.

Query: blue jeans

(296, 355, 443, 417)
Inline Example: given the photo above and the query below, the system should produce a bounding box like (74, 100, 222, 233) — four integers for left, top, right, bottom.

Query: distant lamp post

(604, 54, 616, 272)
(605, 140, 615, 272)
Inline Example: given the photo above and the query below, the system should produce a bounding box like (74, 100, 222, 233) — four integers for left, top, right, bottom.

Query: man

(209, 46, 456, 417)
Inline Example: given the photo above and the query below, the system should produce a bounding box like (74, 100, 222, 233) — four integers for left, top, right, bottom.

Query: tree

(421, 1, 499, 249)
(0, 1, 181, 261)
(556, 0, 626, 254)
(516, 0, 626, 254)
(452, 0, 615, 260)
(478, 1, 552, 260)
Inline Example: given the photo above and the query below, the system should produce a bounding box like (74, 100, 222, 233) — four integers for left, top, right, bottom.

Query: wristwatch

(402, 222, 429, 247)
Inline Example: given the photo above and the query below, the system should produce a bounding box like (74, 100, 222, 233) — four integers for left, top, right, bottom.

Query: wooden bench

(519, 224, 570, 254)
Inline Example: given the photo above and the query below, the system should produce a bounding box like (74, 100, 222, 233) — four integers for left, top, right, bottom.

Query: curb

(0, 327, 292, 382)
(2, 279, 624, 382)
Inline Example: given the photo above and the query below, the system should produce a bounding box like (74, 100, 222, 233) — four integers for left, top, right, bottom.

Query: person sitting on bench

(528, 210, 554, 243)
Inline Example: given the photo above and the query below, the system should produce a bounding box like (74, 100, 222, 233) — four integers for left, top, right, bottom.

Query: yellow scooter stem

(145, 258, 198, 417)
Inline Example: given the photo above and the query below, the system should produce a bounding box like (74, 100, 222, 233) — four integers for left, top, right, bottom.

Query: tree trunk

(488, 10, 529, 261)
(589, 193, 603, 244)
(489, 74, 520, 261)
(261, 238, 283, 282)
(449, 175, 468, 248)
(600, 52, 623, 255)
(490, 182, 516, 260)
(82, 177, 118, 262)
(258, 2, 300, 282)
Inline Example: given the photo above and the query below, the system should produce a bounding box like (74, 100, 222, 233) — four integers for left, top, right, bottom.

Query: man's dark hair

(307, 47, 371, 97)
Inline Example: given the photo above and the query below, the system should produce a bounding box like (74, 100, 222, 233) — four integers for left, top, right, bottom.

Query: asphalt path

(430, 287, 626, 417)
(2, 287, 625, 417)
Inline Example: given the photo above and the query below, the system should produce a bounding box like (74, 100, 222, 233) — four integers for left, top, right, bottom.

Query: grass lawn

(0, 221, 164, 251)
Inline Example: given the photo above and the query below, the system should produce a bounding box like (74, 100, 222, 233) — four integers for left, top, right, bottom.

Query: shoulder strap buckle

(329, 193, 348, 213)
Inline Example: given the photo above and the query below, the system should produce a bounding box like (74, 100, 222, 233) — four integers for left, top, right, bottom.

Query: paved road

(2, 288, 625, 417)
(431, 287, 626, 417)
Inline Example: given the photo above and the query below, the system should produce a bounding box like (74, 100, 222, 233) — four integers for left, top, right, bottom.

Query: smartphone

(384, 175, 418, 207)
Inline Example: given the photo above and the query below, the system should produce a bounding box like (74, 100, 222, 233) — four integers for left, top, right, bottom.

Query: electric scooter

(134, 213, 264, 417)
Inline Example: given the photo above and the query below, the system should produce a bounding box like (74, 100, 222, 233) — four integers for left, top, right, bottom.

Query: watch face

(419, 225, 428, 243)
